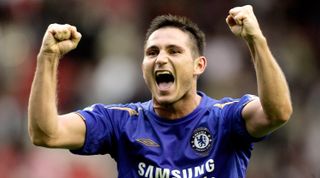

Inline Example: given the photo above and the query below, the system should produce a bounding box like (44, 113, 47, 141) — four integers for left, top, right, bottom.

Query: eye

(146, 48, 159, 57)
(168, 47, 182, 55)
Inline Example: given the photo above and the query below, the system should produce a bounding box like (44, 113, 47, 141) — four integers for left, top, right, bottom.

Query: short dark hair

(145, 14, 206, 57)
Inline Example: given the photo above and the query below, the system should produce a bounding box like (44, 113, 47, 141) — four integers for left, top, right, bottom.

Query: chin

(154, 94, 176, 105)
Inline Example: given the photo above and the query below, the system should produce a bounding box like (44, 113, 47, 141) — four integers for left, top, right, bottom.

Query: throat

(153, 93, 202, 120)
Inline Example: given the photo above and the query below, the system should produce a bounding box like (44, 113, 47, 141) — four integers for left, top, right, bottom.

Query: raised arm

(28, 24, 85, 149)
(226, 5, 292, 138)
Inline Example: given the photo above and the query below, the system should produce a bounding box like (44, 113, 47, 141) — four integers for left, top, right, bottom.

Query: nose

(155, 51, 169, 66)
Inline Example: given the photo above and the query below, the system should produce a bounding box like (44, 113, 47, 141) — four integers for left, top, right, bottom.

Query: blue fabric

(71, 91, 263, 178)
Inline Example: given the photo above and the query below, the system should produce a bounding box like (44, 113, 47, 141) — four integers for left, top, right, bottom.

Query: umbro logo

(136, 138, 160, 147)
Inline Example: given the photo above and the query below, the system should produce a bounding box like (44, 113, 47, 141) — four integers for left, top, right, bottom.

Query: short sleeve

(221, 94, 264, 143)
(70, 104, 117, 156)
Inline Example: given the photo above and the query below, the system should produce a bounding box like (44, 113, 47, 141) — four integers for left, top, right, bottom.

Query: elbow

(280, 103, 293, 122)
(28, 130, 45, 147)
(28, 129, 55, 148)
(30, 135, 56, 148)
(271, 104, 293, 125)
(28, 125, 41, 146)
(30, 135, 47, 147)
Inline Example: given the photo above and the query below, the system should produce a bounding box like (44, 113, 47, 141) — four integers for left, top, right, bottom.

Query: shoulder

(210, 94, 258, 110)
(198, 92, 257, 116)
(81, 100, 152, 117)
(198, 91, 240, 109)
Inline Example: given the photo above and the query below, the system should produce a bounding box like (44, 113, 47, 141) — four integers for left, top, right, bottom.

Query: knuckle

(71, 26, 77, 31)
(245, 5, 253, 11)
(50, 23, 60, 29)
(244, 5, 252, 9)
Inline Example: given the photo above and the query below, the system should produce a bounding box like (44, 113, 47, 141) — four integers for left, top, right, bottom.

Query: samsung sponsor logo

(137, 159, 215, 178)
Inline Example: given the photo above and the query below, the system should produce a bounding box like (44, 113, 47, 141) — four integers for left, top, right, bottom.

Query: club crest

(190, 127, 213, 155)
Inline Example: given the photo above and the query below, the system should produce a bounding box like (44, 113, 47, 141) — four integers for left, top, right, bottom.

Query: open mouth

(155, 71, 175, 91)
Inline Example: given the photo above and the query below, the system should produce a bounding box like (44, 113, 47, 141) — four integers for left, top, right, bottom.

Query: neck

(153, 92, 202, 120)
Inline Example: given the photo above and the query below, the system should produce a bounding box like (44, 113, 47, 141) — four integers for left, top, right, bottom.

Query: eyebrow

(145, 45, 158, 50)
(145, 44, 184, 51)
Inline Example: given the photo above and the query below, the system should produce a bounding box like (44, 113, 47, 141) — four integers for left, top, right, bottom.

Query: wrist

(36, 52, 61, 70)
(245, 32, 266, 45)
(37, 51, 61, 62)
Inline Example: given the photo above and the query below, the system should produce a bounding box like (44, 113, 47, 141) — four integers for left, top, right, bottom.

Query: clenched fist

(39, 24, 82, 58)
(226, 5, 263, 41)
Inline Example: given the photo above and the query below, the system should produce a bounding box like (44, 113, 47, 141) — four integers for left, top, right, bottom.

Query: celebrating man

(28, 5, 292, 177)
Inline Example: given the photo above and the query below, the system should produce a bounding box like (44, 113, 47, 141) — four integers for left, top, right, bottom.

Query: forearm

(28, 53, 60, 145)
(247, 35, 292, 121)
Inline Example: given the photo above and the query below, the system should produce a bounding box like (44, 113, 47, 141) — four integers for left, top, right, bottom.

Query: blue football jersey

(71, 91, 263, 178)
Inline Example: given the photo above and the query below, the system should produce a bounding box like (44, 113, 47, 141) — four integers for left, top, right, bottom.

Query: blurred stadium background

(0, 0, 319, 177)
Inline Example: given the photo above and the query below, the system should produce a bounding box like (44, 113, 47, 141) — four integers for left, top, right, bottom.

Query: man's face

(142, 27, 199, 105)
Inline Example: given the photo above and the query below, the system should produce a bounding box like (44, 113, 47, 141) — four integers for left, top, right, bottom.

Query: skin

(143, 27, 206, 119)
(28, 5, 292, 150)
(28, 23, 85, 149)
(226, 5, 292, 137)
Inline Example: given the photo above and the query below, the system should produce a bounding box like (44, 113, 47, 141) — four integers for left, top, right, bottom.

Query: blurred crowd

(0, 0, 319, 177)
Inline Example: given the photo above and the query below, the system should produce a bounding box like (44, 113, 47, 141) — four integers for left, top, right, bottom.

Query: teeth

(156, 71, 171, 76)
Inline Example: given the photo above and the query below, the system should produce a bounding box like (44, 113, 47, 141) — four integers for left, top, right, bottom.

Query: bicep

(242, 99, 285, 138)
(52, 113, 86, 149)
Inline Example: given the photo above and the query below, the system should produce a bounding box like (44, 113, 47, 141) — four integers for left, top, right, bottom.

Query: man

(28, 5, 292, 177)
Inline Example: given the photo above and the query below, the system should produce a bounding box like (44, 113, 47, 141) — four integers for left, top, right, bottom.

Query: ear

(141, 61, 147, 81)
(193, 56, 207, 75)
